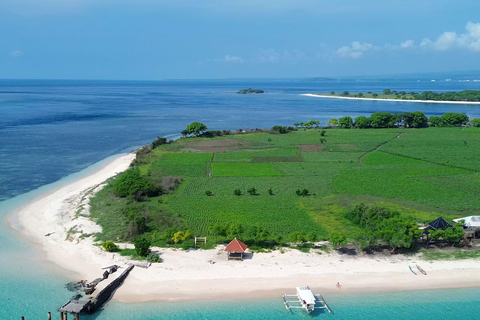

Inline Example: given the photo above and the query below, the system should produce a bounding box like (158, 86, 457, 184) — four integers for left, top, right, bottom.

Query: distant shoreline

(302, 93, 480, 105)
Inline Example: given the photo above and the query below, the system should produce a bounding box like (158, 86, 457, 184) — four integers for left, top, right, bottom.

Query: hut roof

(225, 238, 248, 253)
(428, 217, 453, 230)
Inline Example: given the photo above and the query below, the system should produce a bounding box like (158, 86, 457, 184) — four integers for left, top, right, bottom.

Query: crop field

(91, 127, 480, 245)
(211, 162, 283, 177)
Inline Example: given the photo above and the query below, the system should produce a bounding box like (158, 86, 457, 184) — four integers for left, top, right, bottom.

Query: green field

(90, 127, 480, 247)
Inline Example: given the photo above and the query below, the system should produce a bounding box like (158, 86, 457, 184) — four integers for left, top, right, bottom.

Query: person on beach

(336, 282, 342, 289)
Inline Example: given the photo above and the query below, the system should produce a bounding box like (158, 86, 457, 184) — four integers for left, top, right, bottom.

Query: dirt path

(358, 132, 404, 163)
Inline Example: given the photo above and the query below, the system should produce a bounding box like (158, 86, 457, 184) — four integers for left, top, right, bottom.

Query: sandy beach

(9, 153, 480, 303)
(302, 93, 480, 105)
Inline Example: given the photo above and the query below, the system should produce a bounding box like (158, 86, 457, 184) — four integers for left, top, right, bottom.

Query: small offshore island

(305, 89, 480, 104)
(13, 116, 480, 303)
(237, 88, 264, 94)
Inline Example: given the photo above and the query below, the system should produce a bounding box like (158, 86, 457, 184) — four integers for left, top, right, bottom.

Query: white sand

(9, 153, 480, 302)
(302, 93, 480, 104)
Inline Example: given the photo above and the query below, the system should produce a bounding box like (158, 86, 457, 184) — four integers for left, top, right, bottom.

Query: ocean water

(1, 78, 480, 319)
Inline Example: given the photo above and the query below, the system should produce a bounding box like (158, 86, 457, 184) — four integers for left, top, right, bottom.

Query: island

(237, 88, 264, 94)
(14, 119, 480, 304)
(304, 89, 480, 104)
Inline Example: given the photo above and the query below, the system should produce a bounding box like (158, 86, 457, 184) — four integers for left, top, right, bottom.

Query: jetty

(59, 265, 134, 317)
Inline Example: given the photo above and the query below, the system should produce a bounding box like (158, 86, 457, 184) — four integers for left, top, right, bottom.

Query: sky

(1, 0, 480, 80)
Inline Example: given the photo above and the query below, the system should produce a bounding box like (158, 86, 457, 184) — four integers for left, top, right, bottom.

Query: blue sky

(1, 0, 480, 80)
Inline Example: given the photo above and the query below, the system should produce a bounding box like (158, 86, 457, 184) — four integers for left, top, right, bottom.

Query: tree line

(333, 89, 480, 102)
(324, 111, 476, 129)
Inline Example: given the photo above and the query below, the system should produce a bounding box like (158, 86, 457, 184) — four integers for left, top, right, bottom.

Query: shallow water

(1, 78, 480, 319)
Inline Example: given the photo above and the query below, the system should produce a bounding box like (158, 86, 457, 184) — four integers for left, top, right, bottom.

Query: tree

(327, 118, 338, 127)
(172, 231, 185, 247)
(354, 116, 370, 128)
(372, 93, 379, 98)
(331, 91, 336, 95)
(404, 111, 428, 128)
(429, 116, 444, 127)
(208, 223, 227, 244)
(134, 237, 151, 257)
(342, 91, 350, 96)
(392, 113, 405, 127)
(247, 187, 258, 195)
(234, 188, 242, 196)
(410, 111, 428, 128)
(338, 116, 353, 129)
(441, 113, 469, 127)
(383, 89, 392, 95)
(444, 223, 465, 245)
(186, 122, 207, 136)
(471, 118, 480, 127)
(356, 92, 364, 98)
(307, 120, 320, 128)
(370, 112, 394, 128)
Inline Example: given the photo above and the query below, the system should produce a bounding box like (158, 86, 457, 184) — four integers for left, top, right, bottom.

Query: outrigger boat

(416, 264, 427, 275)
(282, 286, 332, 315)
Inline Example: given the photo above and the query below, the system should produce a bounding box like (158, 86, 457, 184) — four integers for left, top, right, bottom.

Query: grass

(118, 248, 147, 261)
(90, 127, 480, 247)
(421, 249, 480, 260)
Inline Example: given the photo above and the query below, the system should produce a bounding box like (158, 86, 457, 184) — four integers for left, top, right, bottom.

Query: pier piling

(60, 312, 64, 320)
(48, 312, 52, 320)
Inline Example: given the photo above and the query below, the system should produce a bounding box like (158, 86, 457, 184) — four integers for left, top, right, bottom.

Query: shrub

(300, 189, 309, 196)
(151, 136, 168, 149)
(234, 188, 242, 196)
(160, 176, 182, 193)
(268, 188, 274, 195)
(134, 237, 151, 257)
(320, 130, 326, 136)
(247, 187, 257, 195)
(205, 190, 213, 196)
(471, 118, 480, 127)
(101, 241, 118, 252)
(113, 168, 161, 199)
(146, 252, 162, 263)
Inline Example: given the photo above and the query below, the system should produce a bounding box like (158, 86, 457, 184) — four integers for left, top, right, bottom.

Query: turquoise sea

(1, 77, 480, 319)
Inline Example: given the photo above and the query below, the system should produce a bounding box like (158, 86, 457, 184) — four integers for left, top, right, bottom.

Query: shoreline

(302, 93, 480, 105)
(8, 152, 480, 303)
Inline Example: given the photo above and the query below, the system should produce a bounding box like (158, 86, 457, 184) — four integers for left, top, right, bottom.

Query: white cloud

(419, 22, 480, 52)
(224, 55, 243, 63)
(10, 50, 24, 57)
(400, 40, 415, 49)
(336, 41, 374, 59)
(433, 32, 458, 51)
(420, 38, 432, 48)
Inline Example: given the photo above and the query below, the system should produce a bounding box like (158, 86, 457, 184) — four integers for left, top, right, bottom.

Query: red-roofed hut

(225, 238, 249, 260)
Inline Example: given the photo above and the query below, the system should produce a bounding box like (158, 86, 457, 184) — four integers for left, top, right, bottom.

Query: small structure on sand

(225, 238, 248, 260)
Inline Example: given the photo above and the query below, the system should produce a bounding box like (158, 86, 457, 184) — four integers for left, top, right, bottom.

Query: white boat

(282, 286, 332, 314)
